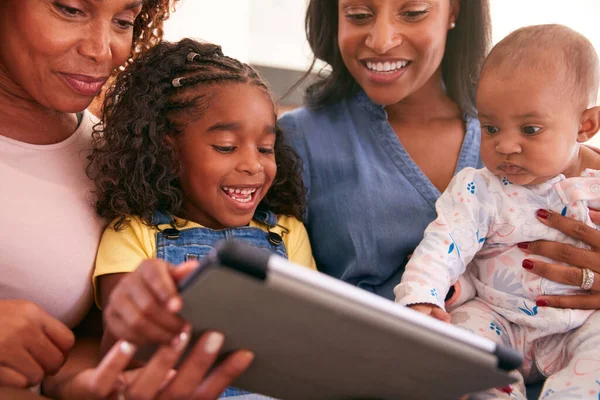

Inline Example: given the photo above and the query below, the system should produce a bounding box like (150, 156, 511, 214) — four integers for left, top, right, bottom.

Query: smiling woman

(0, 1, 254, 399)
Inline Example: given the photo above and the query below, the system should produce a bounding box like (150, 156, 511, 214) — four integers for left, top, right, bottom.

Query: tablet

(174, 240, 523, 400)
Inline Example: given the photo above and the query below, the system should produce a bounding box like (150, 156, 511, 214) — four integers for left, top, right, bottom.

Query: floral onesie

(394, 167, 600, 399)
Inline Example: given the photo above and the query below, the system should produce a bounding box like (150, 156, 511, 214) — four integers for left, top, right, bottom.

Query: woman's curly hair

(126, 0, 178, 69)
(88, 38, 306, 230)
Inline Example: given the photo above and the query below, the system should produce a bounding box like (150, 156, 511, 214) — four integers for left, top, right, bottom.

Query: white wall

(164, 1, 600, 71)
(163, 0, 250, 63)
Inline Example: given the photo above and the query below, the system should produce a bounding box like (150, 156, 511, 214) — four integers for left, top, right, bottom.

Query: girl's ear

(578, 106, 600, 143)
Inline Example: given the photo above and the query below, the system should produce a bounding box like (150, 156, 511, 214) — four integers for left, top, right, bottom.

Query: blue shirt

(279, 90, 483, 300)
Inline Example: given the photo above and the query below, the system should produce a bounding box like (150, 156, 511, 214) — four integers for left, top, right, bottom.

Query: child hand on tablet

(408, 304, 451, 323)
(395, 25, 600, 398)
(88, 38, 316, 398)
(98, 258, 199, 348)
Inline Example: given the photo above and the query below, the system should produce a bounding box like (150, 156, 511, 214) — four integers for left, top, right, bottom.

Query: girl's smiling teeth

(222, 186, 258, 203)
(365, 60, 410, 73)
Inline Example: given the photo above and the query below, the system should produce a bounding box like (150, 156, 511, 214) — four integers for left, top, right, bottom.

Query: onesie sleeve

(394, 168, 496, 310)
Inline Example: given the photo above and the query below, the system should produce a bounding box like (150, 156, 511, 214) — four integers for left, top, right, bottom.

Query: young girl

(89, 38, 315, 399)
(395, 25, 600, 399)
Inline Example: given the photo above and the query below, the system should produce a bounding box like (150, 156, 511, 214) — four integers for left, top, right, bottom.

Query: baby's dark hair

(88, 38, 306, 229)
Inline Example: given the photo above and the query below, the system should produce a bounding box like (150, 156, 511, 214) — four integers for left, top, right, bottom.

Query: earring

(449, 21, 456, 29)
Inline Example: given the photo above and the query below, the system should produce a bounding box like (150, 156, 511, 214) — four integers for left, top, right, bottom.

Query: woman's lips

(59, 73, 108, 96)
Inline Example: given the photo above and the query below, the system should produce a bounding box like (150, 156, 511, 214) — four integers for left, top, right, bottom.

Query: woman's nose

(78, 21, 113, 63)
(365, 16, 403, 54)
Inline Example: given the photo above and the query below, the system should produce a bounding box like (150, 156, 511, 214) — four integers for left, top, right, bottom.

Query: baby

(395, 24, 600, 399)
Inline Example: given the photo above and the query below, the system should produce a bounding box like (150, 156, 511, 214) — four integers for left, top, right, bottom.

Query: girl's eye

(521, 126, 542, 135)
(53, 2, 83, 17)
(482, 125, 499, 135)
(212, 145, 235, 153)
(401, 9, 429, 21)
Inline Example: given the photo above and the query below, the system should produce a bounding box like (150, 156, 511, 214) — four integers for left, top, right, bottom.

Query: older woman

(0, 1, 252, 399)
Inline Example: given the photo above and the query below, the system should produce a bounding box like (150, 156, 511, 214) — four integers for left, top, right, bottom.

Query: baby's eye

(212, 145, 235, 153)
(482, 125, 499, 135)
(521, 126, 542, 135)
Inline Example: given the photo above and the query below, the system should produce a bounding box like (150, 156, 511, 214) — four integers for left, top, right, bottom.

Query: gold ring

(581, 268, 595, 291)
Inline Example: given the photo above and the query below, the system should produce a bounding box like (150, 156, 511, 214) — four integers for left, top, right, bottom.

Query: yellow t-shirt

(93, 214, 316, 306)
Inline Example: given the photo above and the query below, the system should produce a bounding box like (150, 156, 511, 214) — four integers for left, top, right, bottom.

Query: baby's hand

(104, 259, 198, 346)
(409, 304, 451, 323)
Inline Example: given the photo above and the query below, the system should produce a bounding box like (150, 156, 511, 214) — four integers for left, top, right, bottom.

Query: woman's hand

(518, 209, 600, 309)
(47, 328, 254, 400)
(0, 299, 75, 388)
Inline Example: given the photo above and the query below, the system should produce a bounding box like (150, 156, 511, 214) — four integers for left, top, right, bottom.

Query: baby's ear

(578, 106, 600, 142)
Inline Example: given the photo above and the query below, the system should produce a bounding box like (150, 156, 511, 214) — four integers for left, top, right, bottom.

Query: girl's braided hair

(88, 38, 306, 230)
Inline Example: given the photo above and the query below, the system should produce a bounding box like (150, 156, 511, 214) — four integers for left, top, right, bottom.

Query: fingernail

(171, 325, 191, 351)
(204, 332, 225, 354)
(536, 299, 549, 307)
(501, 385, 513, 394)
(233, 350, 255, 368)
(522, 259, 535, 270)
(517, 242, 529, 250)
(166, 297, 182, 313)
(119, 340, 137, 355)
(537, 209, 550, 219)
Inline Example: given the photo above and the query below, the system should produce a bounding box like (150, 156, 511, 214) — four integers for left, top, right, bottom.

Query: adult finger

(536, 293, 600, 310)
(125, 325, 192, 400)
(5, 349, 44, 385)
(522, 258, 600, 291)
(38, 309, 75, 354)
(86, 340, 138, 398)
(0, 366, 28, 388)
(191, 350, 255, 400)
(534, 209, 600, 249)
(25, 333, 67, 375)
(520, 241, 600, 274)
(589, 209, 600, 225)
(158, 331, 224, 399)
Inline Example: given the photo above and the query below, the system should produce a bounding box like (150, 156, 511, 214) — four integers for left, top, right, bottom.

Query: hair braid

(89, 39, 306, 228)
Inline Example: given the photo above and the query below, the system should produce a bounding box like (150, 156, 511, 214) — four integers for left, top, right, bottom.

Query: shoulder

(103, 215, 153, 238)
(278, 101, 354, 136)
(275, 214, 306, 232)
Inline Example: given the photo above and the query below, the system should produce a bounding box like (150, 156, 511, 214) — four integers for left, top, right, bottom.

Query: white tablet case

(176, 241, 522, 400)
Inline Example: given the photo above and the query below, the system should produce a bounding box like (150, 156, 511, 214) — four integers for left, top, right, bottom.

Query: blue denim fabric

(279, 90, 483, 301)
(152, 208, 284, 400)
(153, 208, 287, 262)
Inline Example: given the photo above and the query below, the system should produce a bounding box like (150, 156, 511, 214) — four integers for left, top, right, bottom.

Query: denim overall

(152, 209, 285, 399)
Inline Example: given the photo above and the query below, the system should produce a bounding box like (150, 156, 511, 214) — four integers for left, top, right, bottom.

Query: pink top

(0, 111, 104, 327)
